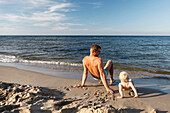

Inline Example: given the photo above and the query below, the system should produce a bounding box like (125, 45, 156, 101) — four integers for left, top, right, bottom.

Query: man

(75, 44, 114, 94)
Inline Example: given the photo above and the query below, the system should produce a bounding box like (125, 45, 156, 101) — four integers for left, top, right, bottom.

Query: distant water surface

(0, 36, 170, 78)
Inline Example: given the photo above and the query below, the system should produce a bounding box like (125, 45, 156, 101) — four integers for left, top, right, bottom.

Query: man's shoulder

(92, 57, 102, 64)
(96, 57, 102, 64)
(82, 56, 89, 63)
(83, 56, 89, 60)
(95, 57, 102, 61)
(83, 56, 102, 62)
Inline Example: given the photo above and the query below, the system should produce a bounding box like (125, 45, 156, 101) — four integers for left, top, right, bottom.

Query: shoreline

(0, 63, 170, 94)
(0, 65, 170, 112)
(0, 53, 170, 79)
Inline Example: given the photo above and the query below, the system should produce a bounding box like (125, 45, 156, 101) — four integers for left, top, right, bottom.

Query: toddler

(118, 71, 138, 98)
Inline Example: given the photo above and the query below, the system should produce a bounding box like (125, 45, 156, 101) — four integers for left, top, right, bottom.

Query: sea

(0, 35, 170, 93)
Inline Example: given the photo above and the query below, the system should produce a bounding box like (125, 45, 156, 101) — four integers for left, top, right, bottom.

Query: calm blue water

(0, 36, 170, 78)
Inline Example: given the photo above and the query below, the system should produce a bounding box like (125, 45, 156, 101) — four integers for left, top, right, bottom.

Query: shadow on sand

(137, 87, 168, 98)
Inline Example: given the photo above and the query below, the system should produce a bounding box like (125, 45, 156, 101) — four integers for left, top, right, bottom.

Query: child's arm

(129, 82, 138, 98)
(118, 83, 124, 98)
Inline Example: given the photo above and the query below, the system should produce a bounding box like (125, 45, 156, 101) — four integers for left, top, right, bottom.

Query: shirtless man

(75, 45, 114, 94)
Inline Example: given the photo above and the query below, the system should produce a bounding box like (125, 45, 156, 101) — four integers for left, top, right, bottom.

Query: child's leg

(129, 89, 134, 97)
(118, 83, 124, 98)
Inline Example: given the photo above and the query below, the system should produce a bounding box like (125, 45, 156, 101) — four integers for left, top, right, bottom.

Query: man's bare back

(83, 56, 102, 79)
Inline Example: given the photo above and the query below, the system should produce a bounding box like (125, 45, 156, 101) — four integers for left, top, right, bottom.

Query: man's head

(90, 44, 101, 56)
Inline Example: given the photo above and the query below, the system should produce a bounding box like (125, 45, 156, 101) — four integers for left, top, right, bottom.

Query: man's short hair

(91, 44, 101, 53)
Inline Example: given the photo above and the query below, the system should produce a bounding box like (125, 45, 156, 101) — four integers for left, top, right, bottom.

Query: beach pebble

(83, 87, 88, 90)
(70, 85, 74, 88)
(150, 109, 157, 113)
(66, 88, 70, 91)
(19, 109, 31, 113)
(64, 87, 70, 91)
(7, 86, 12, 89)
(88, 101, 92, 103)
(83, 93, 89, 96)
(94, 91, 101, 96)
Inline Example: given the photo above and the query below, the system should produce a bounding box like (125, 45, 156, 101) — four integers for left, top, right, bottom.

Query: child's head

(119, 71, 129, 82)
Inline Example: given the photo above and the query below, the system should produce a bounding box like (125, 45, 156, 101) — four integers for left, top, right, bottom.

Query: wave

(115, 65, 170, 76)
(0, 54, 170, 79)
(0, 54, 82, 67)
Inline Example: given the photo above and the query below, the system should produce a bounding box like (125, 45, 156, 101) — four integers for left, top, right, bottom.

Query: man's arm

(98, 59, 114, 94)
(81, 59, 88, 86)
(75, 58, 88, 87)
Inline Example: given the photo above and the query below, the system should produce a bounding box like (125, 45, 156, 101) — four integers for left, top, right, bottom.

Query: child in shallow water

(118, 71, 138, 98)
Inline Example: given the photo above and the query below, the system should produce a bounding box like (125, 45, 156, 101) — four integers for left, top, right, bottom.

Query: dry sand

(0, 66, 169, 113)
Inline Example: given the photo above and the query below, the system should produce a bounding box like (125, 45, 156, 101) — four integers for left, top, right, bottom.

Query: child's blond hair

(119, 71, 129, 82)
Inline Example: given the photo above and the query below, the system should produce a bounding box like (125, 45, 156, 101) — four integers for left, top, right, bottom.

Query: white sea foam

(0, 54, 82, 67)
(0, 55, 19, 63)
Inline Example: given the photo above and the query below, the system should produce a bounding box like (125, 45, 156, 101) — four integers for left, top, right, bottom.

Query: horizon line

(0, 34, 170, 36)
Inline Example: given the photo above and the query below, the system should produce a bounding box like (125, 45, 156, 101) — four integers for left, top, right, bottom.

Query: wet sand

(0, 66, 170, 113)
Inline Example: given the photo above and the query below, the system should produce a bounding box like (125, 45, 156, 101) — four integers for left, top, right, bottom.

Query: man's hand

(107, 88, 114, 94)
(74, 84, 83, 88)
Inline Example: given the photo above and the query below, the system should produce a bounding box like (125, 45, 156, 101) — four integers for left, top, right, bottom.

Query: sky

(0, 0, 170, 35)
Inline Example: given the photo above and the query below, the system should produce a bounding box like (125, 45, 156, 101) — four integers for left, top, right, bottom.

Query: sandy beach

(0, 66, 170, 113)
